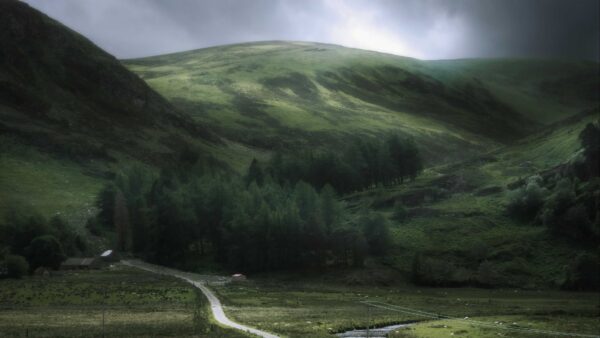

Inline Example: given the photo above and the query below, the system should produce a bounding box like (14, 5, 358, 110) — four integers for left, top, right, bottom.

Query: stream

(336, 323, 412, 338)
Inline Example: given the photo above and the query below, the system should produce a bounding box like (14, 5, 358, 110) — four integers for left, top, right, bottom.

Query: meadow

(213, 275, 600, 337)
(0, 265, 248, 337)
(1, 264, 597, 338)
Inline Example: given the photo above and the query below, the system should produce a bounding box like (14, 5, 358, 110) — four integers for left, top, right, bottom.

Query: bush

(26, 235, 66, 270)
(5, 255, 29, 278)
(0, 209, 50, 256)
(411, 253, 471, 286)
(562, 253, 600, 291)
(507, 175, 548, 222)
(85, 217, 103, 236)
(540, 178, 597, 242)
(476, 261, 501, 287)
(361, 212, 392, 256)
(392, 202, 408, 222)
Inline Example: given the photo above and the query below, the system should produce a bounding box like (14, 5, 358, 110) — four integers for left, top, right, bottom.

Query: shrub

(392, 202, 408, 222)
(85, 217, 103, 236)
(507, 175, 548, 222)
(578, 121, 599, 180)
(26, 235, 66, 270)
(562, 253, 600, 291)
(541, 178, 596, 241)
(1, 209, 50, 256)
(361, 212, 392, 256)
(411, 253, 471, 286)
(476, 261, 502, 287)
(5, 255, 29, 278)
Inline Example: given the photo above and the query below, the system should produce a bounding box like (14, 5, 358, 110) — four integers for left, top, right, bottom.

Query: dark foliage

(4, 254, 29, 279)
(26, 235, 66, 270)
(507, 175, 548, 222)
(576, 120, 600, 180)
(507, 123, 600, 245)
(361, 212, 392, 256)
(267, 134, 423, 193)
(95, 166, 389, 272)
(0, 208, 83, 271)
(562, 253, 600, 291)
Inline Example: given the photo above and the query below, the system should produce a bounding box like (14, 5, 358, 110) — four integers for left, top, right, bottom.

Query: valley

(0, 1, 599, 337)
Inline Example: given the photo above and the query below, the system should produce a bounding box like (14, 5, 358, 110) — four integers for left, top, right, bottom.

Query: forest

(87, 134, 420, 272)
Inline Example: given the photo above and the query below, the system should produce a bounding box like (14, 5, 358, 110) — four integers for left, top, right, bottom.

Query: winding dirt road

(122, 260, 279, 338)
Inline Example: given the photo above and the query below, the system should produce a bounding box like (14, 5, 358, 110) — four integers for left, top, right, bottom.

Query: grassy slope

(124, 41, 598, 287)
(0, 139, 102, 228)
(125, 41, 598, 165)
(353, 110, 598, 288)
(0, 1, 236, 228)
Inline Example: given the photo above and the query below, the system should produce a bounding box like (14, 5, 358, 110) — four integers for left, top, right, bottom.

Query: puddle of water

(336, 323, 412, 338)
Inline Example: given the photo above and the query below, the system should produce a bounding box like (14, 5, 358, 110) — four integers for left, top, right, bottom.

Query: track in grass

(122, 260, 280, 338)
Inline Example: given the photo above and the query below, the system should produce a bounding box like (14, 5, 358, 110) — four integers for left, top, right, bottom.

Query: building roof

(100, 250, 113, 257)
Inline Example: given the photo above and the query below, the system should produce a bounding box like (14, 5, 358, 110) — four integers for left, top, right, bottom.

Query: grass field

(0, 137, 105, 230)
(213, 276, 600, 337)
(0, 265, 249, 337)
(1, 265, 597, 338)
(390, 315, 600, 338)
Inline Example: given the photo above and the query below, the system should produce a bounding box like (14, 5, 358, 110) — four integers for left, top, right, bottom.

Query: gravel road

(122, 260, 280, 338)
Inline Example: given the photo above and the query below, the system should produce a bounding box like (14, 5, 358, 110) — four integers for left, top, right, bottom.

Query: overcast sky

(24, 0, 599, 60)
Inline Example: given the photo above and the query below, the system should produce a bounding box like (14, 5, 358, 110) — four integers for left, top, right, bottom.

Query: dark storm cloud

(23, 0, 599, 60)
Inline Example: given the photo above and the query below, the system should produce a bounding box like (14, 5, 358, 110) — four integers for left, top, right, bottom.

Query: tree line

(86, 133, 421, 272)
(91, 166, 393, 272)
(506, 120, 600, 290)
(0, 210, 86, 278)
(258, 134, 423, 194)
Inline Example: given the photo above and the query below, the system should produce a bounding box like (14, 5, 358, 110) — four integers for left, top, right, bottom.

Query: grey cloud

(23, 0, 599, 60)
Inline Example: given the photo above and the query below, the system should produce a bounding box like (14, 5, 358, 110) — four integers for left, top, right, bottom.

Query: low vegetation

(0, 208, 87, 275)
(0, 265, 248, 337)
(213, 277, 600, 337)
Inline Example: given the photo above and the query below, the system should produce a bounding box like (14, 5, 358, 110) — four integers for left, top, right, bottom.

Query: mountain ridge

(125, 40, 598, 165)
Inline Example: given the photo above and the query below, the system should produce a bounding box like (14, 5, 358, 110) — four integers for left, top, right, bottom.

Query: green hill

(123, 42, 598, 287)
(125, 41, 598, 164)
(1, 1, 598, 289)
(353, 109, 598, 288)
(0, 0, 220, 225)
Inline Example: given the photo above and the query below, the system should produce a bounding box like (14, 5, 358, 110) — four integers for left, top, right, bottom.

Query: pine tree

(114, 189, 131, 252)
(320, 184, 340, 232)
(245, 158, 264, 186)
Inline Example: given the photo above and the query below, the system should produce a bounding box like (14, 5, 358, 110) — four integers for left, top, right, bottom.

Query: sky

(24, 0, 600, 60)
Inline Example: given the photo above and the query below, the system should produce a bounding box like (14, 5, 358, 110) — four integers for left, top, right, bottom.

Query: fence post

(102, 288, 106, 338)
(366, 304, 371, 338)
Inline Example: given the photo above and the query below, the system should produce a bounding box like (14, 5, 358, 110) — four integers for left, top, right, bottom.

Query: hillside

(122, 42, 599, 288)
(0, 0, 221, 224)
(125, 41, 598, 165)
(1, 1, 598, 289)
(349, 109, 598, 288)
(0, 0, 221, 163)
